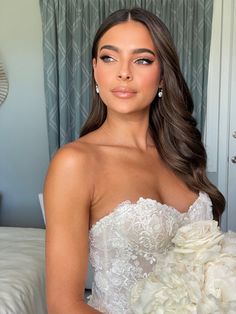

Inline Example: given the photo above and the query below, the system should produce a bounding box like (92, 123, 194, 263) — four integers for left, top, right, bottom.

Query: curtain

(39, 0, 213, 158)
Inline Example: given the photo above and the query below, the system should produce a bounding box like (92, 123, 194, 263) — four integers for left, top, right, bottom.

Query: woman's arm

(44, 144, 102, 314)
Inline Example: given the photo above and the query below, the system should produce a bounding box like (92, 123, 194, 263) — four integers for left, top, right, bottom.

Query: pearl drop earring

(95, 84, 99, 94)
(158, 88, 163, 98)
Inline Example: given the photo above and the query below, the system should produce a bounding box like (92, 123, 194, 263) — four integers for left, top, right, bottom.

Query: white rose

(204, 254, 236, 303)
(197, 294, 224, 314)
(130, 262, 201, 314)
(221, 231, 236, 255)
(130, 221, 236, 314)
(172, 220, 224, 253)
(198, 295, 236, 314)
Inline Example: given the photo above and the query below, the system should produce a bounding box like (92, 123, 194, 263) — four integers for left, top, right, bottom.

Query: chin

(108, 106, 149, 116)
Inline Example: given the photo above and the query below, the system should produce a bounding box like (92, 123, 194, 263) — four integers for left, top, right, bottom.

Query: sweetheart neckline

(89, 191, 206, 233)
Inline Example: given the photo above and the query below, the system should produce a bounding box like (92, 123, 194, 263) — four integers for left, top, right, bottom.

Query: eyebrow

(99, 45, 156, 56)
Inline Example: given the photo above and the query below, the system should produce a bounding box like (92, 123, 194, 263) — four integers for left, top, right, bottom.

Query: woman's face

(93, 20, 162, 115)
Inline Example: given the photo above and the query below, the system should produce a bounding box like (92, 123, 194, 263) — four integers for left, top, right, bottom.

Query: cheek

(94, 64, 111, 85)
(141, 68, 161, 90)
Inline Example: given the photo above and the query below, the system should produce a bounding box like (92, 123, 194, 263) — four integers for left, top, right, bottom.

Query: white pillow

(38, 193, 46, 224)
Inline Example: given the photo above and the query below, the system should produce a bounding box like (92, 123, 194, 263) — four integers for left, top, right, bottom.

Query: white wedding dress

(88, 192, 213, 314)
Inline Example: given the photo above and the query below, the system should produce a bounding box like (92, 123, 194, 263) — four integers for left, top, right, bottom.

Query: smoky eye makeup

(135, 58, 154, 65)
(99, 55, 115, 62)
(99, 55, 155, 65)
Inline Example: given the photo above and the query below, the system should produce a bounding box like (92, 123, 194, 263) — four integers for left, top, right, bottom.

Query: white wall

(0, 0, 49, 227)
(205, 0, 236, 231)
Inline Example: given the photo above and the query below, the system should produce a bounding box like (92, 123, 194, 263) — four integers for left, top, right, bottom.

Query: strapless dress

(88, 192, 213, 314)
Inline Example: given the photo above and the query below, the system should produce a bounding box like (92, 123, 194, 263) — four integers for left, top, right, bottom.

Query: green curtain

(39, 0, 213, 158)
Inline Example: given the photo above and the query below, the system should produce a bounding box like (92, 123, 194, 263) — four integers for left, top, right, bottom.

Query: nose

(117, 62, 132, 81)
(118, 72, 132, 80)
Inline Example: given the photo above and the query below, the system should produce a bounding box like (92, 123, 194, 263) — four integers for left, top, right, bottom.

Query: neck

(100, 111, 154, 152)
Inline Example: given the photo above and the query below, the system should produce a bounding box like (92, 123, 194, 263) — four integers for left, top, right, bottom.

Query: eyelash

(100, 55, 115, 63)
(99, 55, 153, 65)
(135, 58, 153, 65)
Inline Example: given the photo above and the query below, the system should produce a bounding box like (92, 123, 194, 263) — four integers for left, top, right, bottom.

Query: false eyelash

(99, 55, 154, 65)
(100, 55, 114, 62)
(135, 58, 154, 65)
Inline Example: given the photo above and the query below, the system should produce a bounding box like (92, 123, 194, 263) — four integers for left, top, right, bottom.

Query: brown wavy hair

(80, 8, 225, 222)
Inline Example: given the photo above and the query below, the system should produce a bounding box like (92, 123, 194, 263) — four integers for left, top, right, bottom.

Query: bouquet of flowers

(130, 220, 236, 314)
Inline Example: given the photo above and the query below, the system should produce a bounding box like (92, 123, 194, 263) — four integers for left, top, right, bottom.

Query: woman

(44, 8, 225, 314)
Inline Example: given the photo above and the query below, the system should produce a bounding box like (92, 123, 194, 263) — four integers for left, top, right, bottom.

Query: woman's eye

(135, 58, 153, 65)
(100, 55, 115, 63)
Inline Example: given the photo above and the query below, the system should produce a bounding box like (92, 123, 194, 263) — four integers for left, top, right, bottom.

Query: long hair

(80, 8, 225, 222)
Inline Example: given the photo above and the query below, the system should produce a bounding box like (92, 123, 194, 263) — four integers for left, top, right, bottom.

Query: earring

(95, 84, 99, 94)
(158, 88, 163, 98)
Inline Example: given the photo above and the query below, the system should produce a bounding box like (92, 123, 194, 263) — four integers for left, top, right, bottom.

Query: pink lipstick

(111, 87, 137, 99)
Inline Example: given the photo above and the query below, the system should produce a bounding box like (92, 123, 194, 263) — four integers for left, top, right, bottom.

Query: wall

(205, 0, 236, 231)
(0, 0, 49, 228)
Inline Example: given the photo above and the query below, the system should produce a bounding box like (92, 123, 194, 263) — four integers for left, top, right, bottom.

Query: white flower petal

(130, 221, 236, 314)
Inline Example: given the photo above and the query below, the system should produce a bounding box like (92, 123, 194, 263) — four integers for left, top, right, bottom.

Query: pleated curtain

(39, 0, 213, 158)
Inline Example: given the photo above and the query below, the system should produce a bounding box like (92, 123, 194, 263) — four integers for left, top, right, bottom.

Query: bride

(44, 8, 225, 314)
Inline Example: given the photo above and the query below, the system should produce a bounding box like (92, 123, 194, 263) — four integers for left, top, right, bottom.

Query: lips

(111, 87, 137, 99)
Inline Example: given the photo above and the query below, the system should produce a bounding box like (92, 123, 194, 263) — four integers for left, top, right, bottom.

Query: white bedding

(0, 227, 47, 314)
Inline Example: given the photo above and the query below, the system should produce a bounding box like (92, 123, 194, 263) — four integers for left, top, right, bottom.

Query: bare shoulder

(51, 139, 95, 165)
(47, 139, 98, 177)
(44, 134, 105, 209)
(43, 140, 99, 217)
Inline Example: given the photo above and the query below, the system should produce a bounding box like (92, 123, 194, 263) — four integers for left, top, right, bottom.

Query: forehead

(98, 20, 156, 51)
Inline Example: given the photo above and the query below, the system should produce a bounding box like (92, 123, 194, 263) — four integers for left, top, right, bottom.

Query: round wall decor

(0, 62, 9, 105)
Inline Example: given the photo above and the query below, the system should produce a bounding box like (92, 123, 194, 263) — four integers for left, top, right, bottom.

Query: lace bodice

(88, 192, 213, 314)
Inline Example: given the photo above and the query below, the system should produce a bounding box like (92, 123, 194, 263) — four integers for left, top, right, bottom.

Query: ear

(92, 58, 98, 82)
(158, 79, 163, 88)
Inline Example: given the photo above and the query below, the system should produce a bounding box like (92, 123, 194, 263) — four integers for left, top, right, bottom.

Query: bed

(0, 227, 47, 314)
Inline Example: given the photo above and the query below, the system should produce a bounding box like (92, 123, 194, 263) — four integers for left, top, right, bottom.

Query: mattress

(0, 227, 47, 314)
